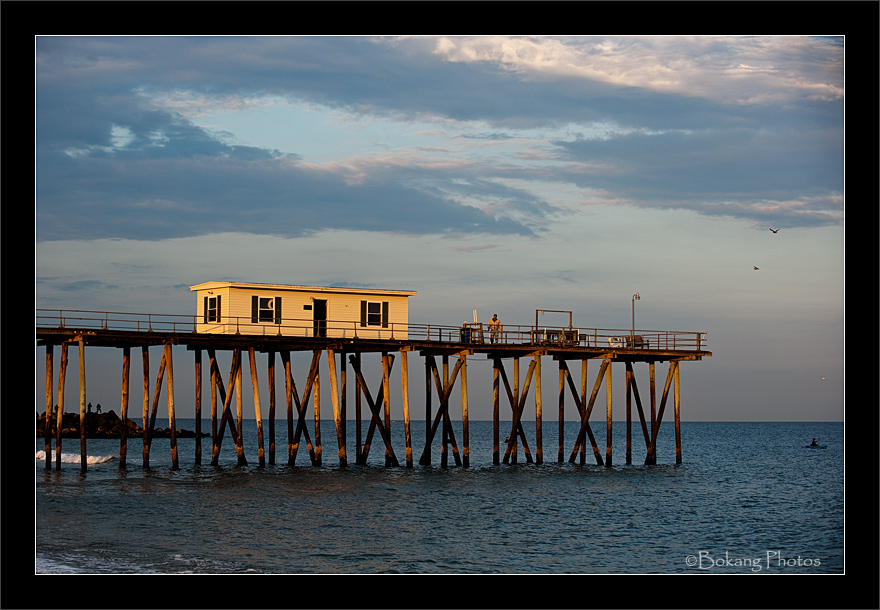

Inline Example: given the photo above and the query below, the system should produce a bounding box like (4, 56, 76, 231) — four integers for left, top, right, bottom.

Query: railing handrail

(35, 309, 707, 351)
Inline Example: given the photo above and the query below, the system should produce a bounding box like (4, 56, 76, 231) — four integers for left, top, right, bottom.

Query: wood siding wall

(195, 287, 410, 339)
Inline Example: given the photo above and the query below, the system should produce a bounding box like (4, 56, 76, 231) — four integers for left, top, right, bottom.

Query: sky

(35, 36, 845, 425)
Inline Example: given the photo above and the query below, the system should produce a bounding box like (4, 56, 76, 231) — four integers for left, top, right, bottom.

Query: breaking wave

(35, 450, 114, 465)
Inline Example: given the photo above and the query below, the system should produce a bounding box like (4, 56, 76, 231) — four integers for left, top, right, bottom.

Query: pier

(36, 309, 710, 472)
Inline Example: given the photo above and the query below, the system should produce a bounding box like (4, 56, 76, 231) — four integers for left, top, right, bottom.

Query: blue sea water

(35, 420, 843, 575)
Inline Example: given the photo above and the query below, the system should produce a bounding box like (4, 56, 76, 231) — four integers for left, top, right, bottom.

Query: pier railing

(36, 309, 707, 352)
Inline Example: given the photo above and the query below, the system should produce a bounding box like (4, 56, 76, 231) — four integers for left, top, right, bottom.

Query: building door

(313, 299, 327, 337)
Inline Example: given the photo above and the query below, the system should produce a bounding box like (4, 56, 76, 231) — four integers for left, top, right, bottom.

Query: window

(258, 297, 275, 322)
(360, 300, 389, 327)
(204, 295, 221, 323)
(251, 295, 282, 324)
(367, 301, 382, 326)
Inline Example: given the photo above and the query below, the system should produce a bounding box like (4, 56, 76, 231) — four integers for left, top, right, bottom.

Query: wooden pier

(36, 309, 710, 472)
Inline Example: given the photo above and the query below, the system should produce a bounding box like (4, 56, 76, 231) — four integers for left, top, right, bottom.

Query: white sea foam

(35, 450, 114, 465)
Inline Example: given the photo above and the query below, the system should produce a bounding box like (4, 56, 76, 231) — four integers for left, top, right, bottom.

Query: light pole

(631, 293, 640, 344)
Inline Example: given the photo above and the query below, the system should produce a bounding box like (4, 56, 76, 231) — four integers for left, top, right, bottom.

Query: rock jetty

(36, 409, 208, 439)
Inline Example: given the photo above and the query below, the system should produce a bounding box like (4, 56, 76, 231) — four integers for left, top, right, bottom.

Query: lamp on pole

(631, 293, 640, 343)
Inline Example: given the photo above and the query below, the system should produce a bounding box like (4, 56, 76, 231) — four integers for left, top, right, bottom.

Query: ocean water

(35, 420, 843, 575)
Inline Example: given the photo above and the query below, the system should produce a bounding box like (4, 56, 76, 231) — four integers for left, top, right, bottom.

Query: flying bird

(753, 266, 759, 270)
(769, 228, 780, 233)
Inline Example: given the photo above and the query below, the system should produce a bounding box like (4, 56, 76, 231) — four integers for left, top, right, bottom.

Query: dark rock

(36, 411, 208, 439)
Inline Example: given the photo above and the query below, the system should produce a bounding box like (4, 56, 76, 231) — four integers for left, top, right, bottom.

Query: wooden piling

(314, 356, 322, 466)
(248, 347, 266, 467)
(282, 350, 293, 464)
(649, 362, 657, 439)
(142, 346, 150, 467)
(78, 338, 87, 473)
(512, 357, 519, 464)
(194, 349, 202, 465)
(208, 349, 219, 461)
(401, 349, 413, 467)
(120, 346, 130, 468)
(625, 362, 632, 465)
(44, 345, 53, 470)
(605, 359, 612, 467)
(209, 349, 218, 446)
(355, 352, 363, 462)
(326, 348, 347, 467)
(382, 352, 392, 467)
(492, 359, 500, 465)
(441, 355, 448, 467)
(579, 360, 588, 464)
(165, 344, 179, 470)
(674, 362, 682, 464)
(235, 348, 247, 466)
(340, 351, 347, 461)
(535, 355, 542, 464)
(425, 356, 432, 465)
(557, 362, 565, 463)
(55, 343, 68, 470)
(268, 351, 276, 465)
(461, 354, 469, 468)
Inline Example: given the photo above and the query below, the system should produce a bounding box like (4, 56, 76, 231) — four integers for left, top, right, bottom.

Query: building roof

(189, 281, 416, 297)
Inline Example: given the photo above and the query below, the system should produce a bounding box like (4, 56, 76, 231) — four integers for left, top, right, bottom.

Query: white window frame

(258, 296, 275, 322)
(206, 296, 219, 322)
(366, 301, 382, 326)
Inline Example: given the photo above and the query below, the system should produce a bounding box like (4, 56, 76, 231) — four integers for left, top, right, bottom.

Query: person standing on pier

(489, 314, 502, 344)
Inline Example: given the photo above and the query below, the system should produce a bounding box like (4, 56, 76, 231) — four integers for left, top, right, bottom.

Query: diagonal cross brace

(353, 354, 396, 465)
(284, 350, 320, 465)
(568, 358, 611, 464)
(418, 355, 464, 466)
(495, 359, 534, 463)
(559, 360, 603, 465)
(429, 356, 464, 466)
(348, 354, 400, 467)
(645, 361, 678, 465)
(209, 349, 245, 465)
(625, 362, 652, 451)
(502, 359, 537, 464)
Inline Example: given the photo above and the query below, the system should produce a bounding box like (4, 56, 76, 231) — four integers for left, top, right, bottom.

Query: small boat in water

(805, 438, 827, 449)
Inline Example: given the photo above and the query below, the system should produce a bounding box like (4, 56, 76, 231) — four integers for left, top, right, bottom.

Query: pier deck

(37, 309, 710, 472)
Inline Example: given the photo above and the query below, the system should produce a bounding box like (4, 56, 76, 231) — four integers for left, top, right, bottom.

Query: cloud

(429, 36, 844, 106)
(36, 36, 844, 243)
(549, 122, 843, 227)
(452, 243, 498, 253)
(57, 279, 118, 291)
(37, 151, 540, 240)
